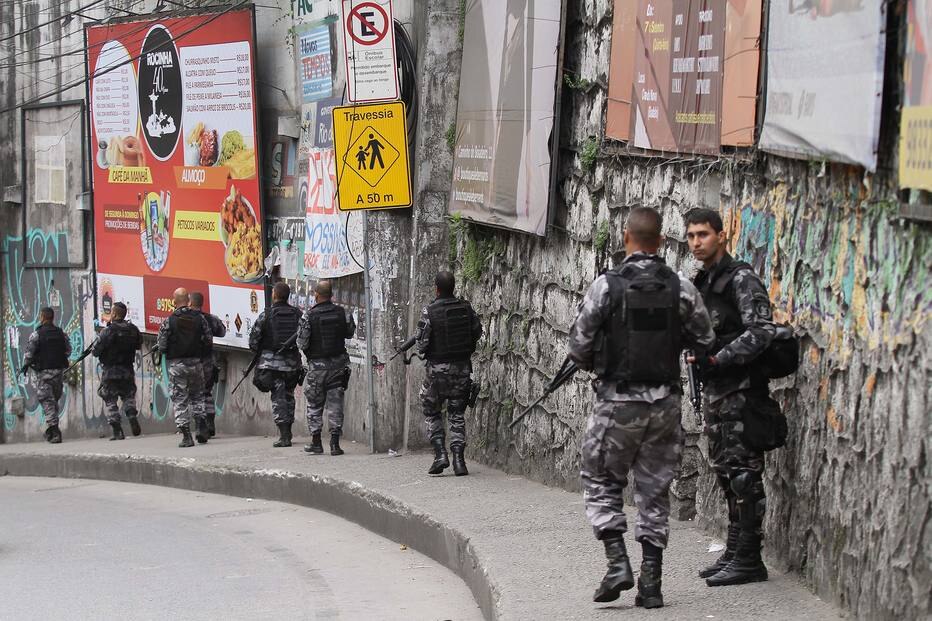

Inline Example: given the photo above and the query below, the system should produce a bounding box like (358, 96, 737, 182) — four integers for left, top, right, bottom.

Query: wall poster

(901, 0, 932, 191)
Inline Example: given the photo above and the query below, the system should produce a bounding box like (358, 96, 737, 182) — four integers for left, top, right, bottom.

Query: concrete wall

(434, 3, 930, 620)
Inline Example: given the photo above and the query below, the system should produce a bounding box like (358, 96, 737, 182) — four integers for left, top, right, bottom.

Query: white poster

(759, 2, 886, 171)
(304, 147, 364, 278)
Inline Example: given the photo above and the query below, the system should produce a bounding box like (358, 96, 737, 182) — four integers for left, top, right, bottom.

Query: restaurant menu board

(87, 9, 264, 349)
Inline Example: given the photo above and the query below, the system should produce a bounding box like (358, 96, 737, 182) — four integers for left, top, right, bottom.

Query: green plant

(594, 220, 610, 253)
(448, 212, 465, 265)
(564, 73, 592, 91)
(446, 121, 457, 152)
(458, 0, 467, 45)
(581, 136, 599, 172)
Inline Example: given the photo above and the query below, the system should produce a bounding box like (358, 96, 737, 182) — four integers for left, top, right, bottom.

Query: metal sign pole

(362, 212, 377, 453)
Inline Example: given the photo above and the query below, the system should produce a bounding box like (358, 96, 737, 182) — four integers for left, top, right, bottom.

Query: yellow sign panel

(332, 102, 412, 210)
(172, 210, 222, 242)
(108, 166, 152, 184)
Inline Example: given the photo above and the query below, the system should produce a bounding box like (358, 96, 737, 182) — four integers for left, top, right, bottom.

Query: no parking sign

(340, 0, 400, 103)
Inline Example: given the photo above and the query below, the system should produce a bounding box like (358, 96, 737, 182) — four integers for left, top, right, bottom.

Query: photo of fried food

(224, 147, 256, 179)
(220, 185, 262, 282)
(104, 135, 146, 167)
(199, 128, 218, 166)
(220, 185, 256, 239)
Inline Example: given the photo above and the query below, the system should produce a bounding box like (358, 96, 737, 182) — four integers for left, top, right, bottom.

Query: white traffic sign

(340, 0, 400, 103)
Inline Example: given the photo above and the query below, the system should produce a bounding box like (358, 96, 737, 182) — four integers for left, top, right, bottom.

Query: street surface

(0, 476, 481, 620)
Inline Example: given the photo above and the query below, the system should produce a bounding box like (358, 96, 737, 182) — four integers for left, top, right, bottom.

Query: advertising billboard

(759, 1, 886, 171)
(901, 0, 932, 191)
(449, 0, 564, 237)
(87, 8, 264, 349)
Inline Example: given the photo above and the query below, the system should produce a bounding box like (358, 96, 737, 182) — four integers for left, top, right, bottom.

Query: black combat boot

(427, 438, 449, 475)
(206, 413, 216, 438)
(127, 413, 142, 437)
(635, 541, 664, 609)
(48, 425, 62, 444)
(699, 523, 740, 578)
(44, 426, 54, 442)
(304, 431, 324, 454)
(273, 423, 292, 448)
(109, 422, 125, 441)
(451, 445, 468, 476)
(195, 417, 209, 444)
(178, 426, 195, 448)
(705, 529, 768, 587)
(593, 535, 635, 602)
(330, 433, 344, 456)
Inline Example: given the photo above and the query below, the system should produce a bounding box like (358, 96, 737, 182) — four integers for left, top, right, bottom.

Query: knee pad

(729, 471, 764, 503)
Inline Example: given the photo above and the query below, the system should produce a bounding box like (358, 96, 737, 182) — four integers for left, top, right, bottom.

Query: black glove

(19, 365, 28, 375)
(693, 355, 719, 377)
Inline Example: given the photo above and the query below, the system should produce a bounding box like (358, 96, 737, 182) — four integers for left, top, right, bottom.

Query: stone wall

(446, 2, 931, 619)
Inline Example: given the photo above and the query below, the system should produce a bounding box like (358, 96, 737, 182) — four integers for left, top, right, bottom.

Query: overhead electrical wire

(0, 0, 110, 44)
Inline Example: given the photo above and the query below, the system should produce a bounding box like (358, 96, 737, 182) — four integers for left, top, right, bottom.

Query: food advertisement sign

(87, 9, 264, 349)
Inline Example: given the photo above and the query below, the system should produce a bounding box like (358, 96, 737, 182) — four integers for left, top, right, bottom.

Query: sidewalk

(0, 435, 843, 620)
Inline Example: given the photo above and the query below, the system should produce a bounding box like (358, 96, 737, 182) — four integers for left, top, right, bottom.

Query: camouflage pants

(420, 363, 471, 448)
(704, 390, 766, 527)
(267, 370, 299, 425)
(580, 394, 684, 548)
(168, 360, 205, 429)
(200, 359, 219, 417)
(97, 378, 138, 425)
(304, 367, 346, 436)
(36, 370, 64, 427)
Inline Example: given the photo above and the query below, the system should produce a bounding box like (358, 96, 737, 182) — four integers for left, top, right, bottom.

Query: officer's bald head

(624, 207, 663, 253)
(314, 280, 333, 301)
(173, 288, 189, 308)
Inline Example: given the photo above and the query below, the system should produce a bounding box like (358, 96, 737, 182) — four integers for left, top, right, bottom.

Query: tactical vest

(599, 257, 681, 383)
(695, 256, 749, 356)
(425, 297, 476, 363)
(166, 309, 204, 359)
(302, 302, 348, 359)
(35, 324, 69, 370)
(99, 321, 140, 367)
(261, 303, 301, 352)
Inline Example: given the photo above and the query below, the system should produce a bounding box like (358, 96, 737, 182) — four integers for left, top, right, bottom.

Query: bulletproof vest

(35, 324, 69, 370)
(99, 321, 139, 367)
(425, 297, 476, 363)
(166, 308, 204, 359)
(600, 257, 681, 383)
(261, 303, 301, 352)
(695, 255, 748, 356)
(302, 301, 348, 359)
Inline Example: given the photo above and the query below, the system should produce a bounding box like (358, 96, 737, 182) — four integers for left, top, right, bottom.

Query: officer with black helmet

(415, 271, 482, 476)
(92, 301, 142, 440)
(157, 287, 212, 447)
(296, 279, 356, 456)
(249, 281, 304, 448)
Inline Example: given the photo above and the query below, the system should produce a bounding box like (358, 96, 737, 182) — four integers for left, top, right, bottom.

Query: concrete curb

(0, 453, 498, 620)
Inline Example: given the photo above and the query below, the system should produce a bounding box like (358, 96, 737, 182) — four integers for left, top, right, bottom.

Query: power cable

(0, 0, 109, 44)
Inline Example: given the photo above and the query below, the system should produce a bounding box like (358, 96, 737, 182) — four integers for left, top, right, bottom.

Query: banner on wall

(297, 21, 333, 104)
(901, 0, 932, 191)
(87, 8, 264, 349)
(449, 0, 564, 237)
(759, 1, 886, 170)
(607, 0, 761, 149)
(304, 147, 364, 278)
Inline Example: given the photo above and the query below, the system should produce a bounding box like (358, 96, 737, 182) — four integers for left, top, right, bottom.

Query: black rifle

(64, 339, 99, 375)
(389, 336, 418, 364)
(232, 349, 261, 395)
(685, 351, 703, 422)
(509, 357, 579, 429)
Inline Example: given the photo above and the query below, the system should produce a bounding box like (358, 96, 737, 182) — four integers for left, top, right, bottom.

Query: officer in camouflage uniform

(416, 271, 482, 476)
(297, 280, 356, 456)
(569, 208, 715, 608)
(190, 291, 226, 437)
(249, 281, 303, 448)
(21, 307, 71, 443)
(92, 302, 142, 440)
(157, 288, 212, 447)
(686, 209, 777, 587)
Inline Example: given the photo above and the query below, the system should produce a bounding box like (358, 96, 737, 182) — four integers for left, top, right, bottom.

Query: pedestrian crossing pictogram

(332, 101, 411, 210)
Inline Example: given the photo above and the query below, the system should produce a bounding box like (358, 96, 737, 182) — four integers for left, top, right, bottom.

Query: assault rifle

(685, 351, 703, 422)
(508, 356, 579, 429)
(389, 336, 418, 364)
(65, 338, 99, 375)
(232, 349, 261, 395)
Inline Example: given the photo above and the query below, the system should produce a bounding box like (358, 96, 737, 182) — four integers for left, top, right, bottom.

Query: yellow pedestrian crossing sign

(333, 101, 411, 210)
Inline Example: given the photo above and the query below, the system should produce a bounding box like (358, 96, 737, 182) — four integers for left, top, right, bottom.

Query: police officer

(415, 271, 482, 476)
(21, 307, 71, 443)
(189, 291, 226, 437)
(92, 302, 142, 440)
(249, 282, 303, 448)
(685, 208, 777, 587)
(157, 288, 212, 447)
(296, 280, 356, 456)
(569, 207, 715, 608)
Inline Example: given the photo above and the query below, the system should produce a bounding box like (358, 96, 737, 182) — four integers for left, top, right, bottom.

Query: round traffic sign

(347, 2, 389, 46)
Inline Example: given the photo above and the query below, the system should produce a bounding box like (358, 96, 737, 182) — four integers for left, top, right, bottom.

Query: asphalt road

(0, 476, 482, 621)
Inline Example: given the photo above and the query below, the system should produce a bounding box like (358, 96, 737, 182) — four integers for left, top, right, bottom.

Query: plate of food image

(224, 218, 263, 283)
(219, 185, 258, 247)
(185, 121, 219, 167)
